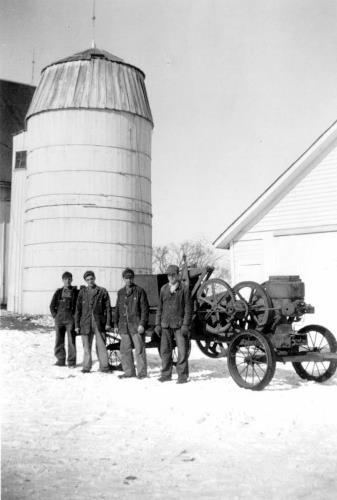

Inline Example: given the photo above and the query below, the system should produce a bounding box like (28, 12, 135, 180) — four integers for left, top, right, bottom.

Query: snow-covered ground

(2, 314, 337, 499)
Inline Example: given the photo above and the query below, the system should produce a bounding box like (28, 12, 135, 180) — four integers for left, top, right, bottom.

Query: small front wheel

(227, 330, 276, 390)
(292, 325, 337, 382)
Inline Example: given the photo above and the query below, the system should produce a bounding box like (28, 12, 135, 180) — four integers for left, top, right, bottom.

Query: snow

(2, 314, 337, 499)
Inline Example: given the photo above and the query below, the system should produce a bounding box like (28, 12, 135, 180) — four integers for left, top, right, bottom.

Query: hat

(166, 264, 179, 275)
(83, 270, 95, 280)
(122, 267, 135, 278)
(62, 271, 73, 279)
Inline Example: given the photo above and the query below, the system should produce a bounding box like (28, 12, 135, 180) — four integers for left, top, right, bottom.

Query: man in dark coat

(155, 264, 192, 384)
(114, 268, 149, 379)
(75, 270, 112, 373)
(50, 271, 78, 367)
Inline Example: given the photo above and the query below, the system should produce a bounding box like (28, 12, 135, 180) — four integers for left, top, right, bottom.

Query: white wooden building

(214, 120, 337, 332)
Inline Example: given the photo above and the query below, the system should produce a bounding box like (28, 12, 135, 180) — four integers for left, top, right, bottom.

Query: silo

(22, 48, 153, 314)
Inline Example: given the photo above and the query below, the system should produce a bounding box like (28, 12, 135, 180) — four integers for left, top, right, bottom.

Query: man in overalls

(155, 265, 192, 384)
(114, 268, 149, 379)
(75, 270, 112, 373)
(50, 271, 78, 367)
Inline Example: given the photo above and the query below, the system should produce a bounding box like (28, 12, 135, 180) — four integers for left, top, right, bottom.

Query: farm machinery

(106, 263, 337, 390)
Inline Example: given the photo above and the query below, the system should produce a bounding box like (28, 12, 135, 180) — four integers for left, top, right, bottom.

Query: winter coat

(114, 284, 149, 335)
(50, 286, 79, 325)
(75, 286, 111, 335)
(155, 282, 192, 329)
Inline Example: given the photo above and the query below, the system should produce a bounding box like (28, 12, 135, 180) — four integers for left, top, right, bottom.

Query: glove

(181, 325, 190, 337)
(137, 325, 145, 334)
(75, 327, 80, 335)
(114, 327, 119, 335)
(105, 325, 112, 332)
(154, 325, 162, 336)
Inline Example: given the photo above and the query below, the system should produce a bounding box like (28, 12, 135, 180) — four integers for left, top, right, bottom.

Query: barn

(0, 80, 35, 307)
(214, 120, 337, 332)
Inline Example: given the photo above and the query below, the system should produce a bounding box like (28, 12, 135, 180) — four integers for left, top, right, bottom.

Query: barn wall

(251, 145, 337, 233)
(7, 132, 27, 313)
(231, 143, 337, 332)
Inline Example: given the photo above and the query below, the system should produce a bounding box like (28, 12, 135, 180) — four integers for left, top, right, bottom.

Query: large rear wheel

(227, 330, 276, 390)
(292, 325, 337, 382)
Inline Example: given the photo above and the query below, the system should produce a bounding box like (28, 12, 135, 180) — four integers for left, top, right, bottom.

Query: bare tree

(152, 245, 170, 273)
(152, 239, 231, 281)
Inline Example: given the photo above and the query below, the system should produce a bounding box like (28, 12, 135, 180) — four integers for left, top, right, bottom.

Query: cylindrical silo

(22, 48, 153, 314)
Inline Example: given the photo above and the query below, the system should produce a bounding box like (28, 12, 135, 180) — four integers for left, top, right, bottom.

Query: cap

(83, 270, 95, 280)
(122, 267, 135, 279)
(166, 264, 179, 275)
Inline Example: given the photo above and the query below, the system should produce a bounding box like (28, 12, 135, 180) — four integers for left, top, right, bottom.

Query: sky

(1, 0, 337, 247)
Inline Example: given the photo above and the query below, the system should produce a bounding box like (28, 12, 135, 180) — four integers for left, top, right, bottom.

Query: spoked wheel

(292, 325, 337, 382)
(196, 339, 227, 358)
(106, 332, 122, 370)
(157, 338, 192, 366)
(197, 278, 236, 334)
(228, 330, 276, 390)
(233, 281, 273, 331)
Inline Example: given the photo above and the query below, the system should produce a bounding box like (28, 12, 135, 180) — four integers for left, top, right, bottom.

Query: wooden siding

(7, 133, 27, 313)
(249, 145, 337, 234)
(232, 239, 263, 283)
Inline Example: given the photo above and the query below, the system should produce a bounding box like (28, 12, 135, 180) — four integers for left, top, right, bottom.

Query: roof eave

(213, 119, 337, 249)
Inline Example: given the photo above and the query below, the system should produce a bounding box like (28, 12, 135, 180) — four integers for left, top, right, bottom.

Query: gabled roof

(213, 119, 337, 249)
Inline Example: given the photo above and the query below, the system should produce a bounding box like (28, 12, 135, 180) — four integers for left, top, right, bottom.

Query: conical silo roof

(26, 47, 153, 124)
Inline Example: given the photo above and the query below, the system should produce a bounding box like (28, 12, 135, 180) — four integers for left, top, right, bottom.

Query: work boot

(54, 361, 65, 367)
(118, 374, 136, 379)
(158, 376, 171, 382)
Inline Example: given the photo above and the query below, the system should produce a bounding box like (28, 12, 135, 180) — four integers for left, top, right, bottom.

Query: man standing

(114, 268, 149, 379)
(155, 265, 192, 384)
(50, 271, 78, 367)
(75, 271, 112, 373)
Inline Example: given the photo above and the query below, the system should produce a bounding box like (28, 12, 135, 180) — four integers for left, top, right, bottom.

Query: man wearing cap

(155, 264, 192, 384)
(114, 268, 149, 379)
(50, 271, 79, 367)
(75, 271, 112, 373)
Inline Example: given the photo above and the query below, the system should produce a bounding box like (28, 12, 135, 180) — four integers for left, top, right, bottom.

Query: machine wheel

(106, 332, 122, 370)
(233, 281, 273, 331)
(292, 325, 337, 382)
(157, 338, 192, 366)
(197, 278, 236, 333)
(227, 330, 276, 391)
(196, 339, 227, 358)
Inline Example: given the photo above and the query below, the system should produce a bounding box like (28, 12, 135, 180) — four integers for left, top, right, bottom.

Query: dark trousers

(120, 329, 147, 377)
(160, 328, 189, 381)
(54, 322, 76, 366)
(81, 318, 109, 372)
